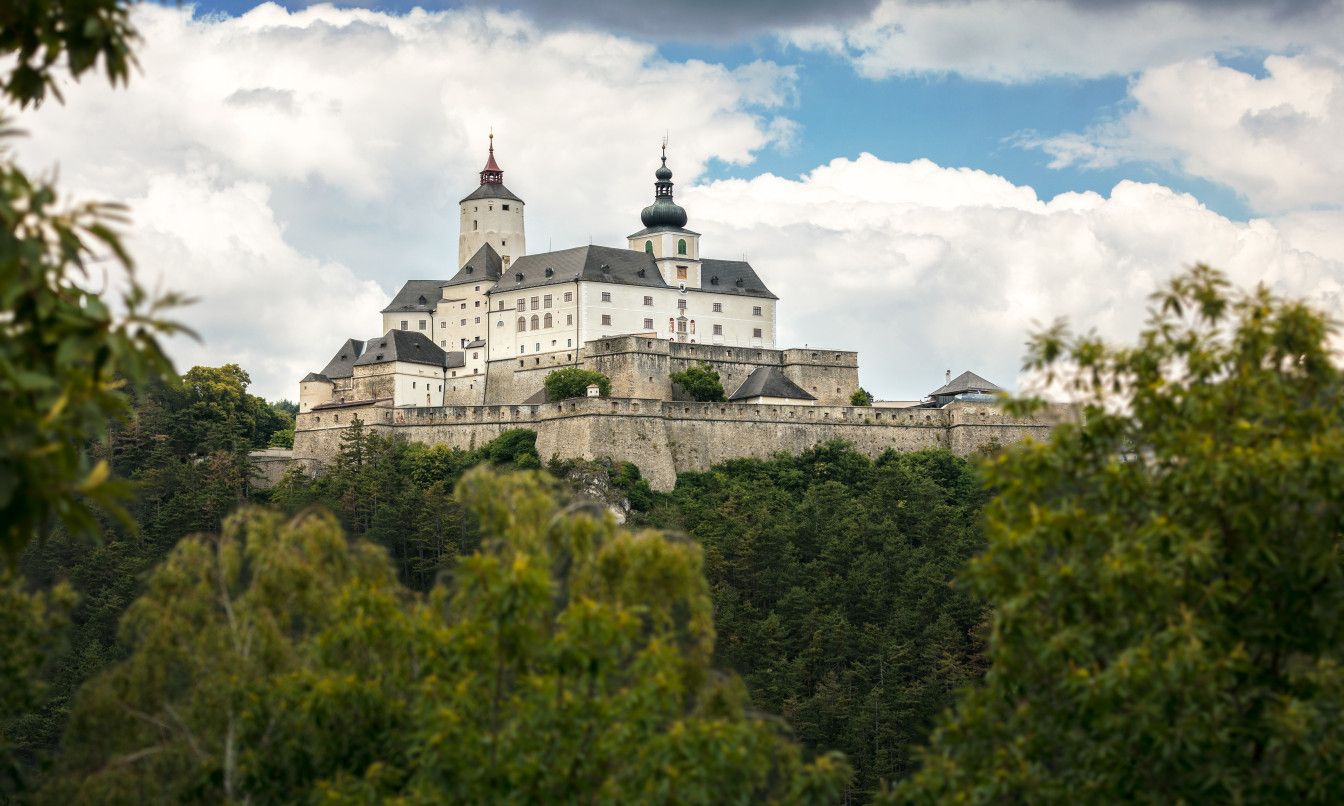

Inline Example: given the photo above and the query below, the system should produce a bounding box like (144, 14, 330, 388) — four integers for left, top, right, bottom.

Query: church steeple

(480, 130, 503, 185)
(640, 141, 688, 229)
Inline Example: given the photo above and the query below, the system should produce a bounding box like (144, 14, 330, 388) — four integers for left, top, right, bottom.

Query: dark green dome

(641, 153, 687, 228)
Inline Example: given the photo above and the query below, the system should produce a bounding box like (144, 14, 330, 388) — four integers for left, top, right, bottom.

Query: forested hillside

(641, 446, 990, 795)
(7, 361, 989, 801)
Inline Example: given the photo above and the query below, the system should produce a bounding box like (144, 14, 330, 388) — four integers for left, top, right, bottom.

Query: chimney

(945, 369, 951, 384)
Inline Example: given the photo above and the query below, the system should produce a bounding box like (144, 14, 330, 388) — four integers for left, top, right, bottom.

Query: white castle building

(300, 137, 790, 412)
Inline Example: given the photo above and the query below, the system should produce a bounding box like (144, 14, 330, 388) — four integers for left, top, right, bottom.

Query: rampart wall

(478, 336, 862, 406)
(293, 397, 1062, 491)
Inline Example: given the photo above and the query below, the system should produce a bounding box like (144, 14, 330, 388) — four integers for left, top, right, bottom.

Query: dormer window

(417, 295, 426, 305)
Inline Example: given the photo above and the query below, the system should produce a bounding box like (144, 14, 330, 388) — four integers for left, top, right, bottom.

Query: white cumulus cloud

(14, 2, 797, 399)
(1029, 53, 1344, 213)
(683, 155, 1344, 399)
(788, 0, 1344, 83)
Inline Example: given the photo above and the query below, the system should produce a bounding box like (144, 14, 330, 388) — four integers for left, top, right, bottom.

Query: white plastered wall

(459, 198, 526, 268)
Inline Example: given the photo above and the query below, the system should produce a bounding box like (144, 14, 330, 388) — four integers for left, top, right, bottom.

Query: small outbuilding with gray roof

(728, 366, 817, 405)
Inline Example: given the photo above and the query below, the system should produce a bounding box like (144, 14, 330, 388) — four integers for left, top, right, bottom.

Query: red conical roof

(479, 132, 503, 184)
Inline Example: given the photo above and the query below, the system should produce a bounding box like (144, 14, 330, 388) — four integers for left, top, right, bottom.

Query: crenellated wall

(293, 397, 1064, 491)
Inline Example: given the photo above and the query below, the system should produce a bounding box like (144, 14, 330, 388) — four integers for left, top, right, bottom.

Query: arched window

(690, 319, 696, 334)
(678, 238, 687, 255)
(530, 314, 539, 330)
(544, 313, 553, 328)
(668, 318, 675, 332)
(516, 316, 526, 332)
(644, 240, 653, 254)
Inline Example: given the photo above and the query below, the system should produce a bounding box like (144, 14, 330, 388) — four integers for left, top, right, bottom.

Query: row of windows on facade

(403, 317, 482, 332)
(517, 313, 572, 331)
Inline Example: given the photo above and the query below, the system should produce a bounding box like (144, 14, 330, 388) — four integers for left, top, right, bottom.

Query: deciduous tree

(895, 266, 1344, 803)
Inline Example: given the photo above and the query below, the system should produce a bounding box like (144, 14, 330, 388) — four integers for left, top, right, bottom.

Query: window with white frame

(601, 314, 612, 325)
(643, 318, 654, 330)
(712, 302, 722, 313)
(643, 296, 653, 306)
(713, 324, 723, 335)
(601, 292, 612, 303)
(753, 306, 762, 316)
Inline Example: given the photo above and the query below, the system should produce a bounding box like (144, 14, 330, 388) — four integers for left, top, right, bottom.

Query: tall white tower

(458, 133, 526, 269)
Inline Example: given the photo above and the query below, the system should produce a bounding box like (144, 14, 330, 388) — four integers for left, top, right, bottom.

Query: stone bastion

(291, 397, 1065, 491)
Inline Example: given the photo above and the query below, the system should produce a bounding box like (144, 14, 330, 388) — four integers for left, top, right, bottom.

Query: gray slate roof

(627, 225, 701, 238)
(301, 371, 332, 384)
(929, 371, 1002, 398)
(354, 330, 458, 369)
(699, 258, 776, 299)
(318, 338, 366, 379)
(442, 243, 503, 289)
(460, 183, 523, 204)
(464, 338, 487, 349)
(728, 366, 816, 401)
(493, 245, 668, 293)
(381, 280, 445, 314)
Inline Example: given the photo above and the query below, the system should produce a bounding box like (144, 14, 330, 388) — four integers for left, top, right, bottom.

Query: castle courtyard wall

(293, 398, 1061, 491)
(475, 337, 862, 407)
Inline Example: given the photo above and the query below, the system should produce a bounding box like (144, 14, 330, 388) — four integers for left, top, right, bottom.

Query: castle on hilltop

(300, 137, 797, 412)
(286, 136, 1060, 490)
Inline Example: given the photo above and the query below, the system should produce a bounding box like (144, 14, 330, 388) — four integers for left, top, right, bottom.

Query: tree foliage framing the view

(895, 265, 1344, 803)
(1, 0, 183, 560)
(1, 1, 185, 794)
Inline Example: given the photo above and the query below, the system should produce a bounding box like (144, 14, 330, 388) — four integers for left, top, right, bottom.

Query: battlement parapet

(293, 397, 1063, 490)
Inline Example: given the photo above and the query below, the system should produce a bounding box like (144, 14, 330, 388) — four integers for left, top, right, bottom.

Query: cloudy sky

(14, 0, 1344, 400)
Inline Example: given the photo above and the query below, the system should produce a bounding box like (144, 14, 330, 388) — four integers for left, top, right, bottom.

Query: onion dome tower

(639, 145, 689, 229)
(459, 131, 526, 269)
(628, 141, 702, 288)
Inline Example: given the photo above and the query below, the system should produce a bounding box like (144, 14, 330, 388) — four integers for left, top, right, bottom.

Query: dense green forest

(6, 360, 986, 801)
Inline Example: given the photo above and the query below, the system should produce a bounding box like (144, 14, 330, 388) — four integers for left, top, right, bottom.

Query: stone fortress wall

(475, 335, 861, 406)
(293, 395, 1064, 491)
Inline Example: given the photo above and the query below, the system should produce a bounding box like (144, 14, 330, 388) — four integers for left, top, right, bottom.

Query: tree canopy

(49, 469, 850, 804)
(895, 265, 1344, 803)
(639, 443, 990, 800)
(544, 367, 611, 401)
(672, 363, 726, 402)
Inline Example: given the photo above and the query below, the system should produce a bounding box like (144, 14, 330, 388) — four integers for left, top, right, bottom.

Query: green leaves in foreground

(893, 265, 1344, 803)
(50, 468, 848, 804)
(0, 125, 189, 560)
